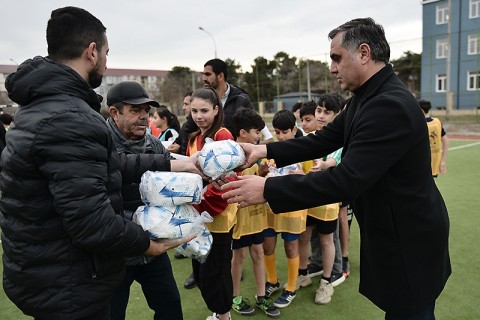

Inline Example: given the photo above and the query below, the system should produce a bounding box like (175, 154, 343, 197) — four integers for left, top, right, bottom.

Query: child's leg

(249, 243, 266, 296)
(232, 247, 247, 297)
(319, 232, 335, 279)
(339, 205, 350, 258)
(298, 225, 313, 270)
(283, 237, 299, 292)
(263, 233, 278, 284)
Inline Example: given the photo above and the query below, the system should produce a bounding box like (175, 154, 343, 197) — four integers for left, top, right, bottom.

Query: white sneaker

(295, 274, 313, 290)
(206, 313, 231, 320)
(315, 279, 334, 304)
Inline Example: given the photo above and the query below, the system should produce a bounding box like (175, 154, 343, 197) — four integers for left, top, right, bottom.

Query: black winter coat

(223, 84, 254, 137)
(264, 65, 450, 315)
(0, 57, 171, 319)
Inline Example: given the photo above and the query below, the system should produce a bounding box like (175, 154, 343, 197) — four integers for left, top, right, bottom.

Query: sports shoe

(273, 289, 296, 308)
(232, 296, 256, 316)
(331, 272, 346, 287)
(315, 279, 334, 304)
(206, 313, 231, 320)
(342, 257, 350, 278)
(265, 281, 281, 298)
(255, 295, 281, 318)
(184, 272, 197, 289)
(307, 263, 323, 277)
(284, 274, 312, 290)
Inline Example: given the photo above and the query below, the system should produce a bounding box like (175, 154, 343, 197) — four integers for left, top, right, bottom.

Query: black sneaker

(273, 289, 296, 308)
(265, 281, 281, 298)
(307, 263, 323, 278)
(184, 273, 197, 289)
(232, 296, 256, 316)
(255, 295, 281, 318)
(331, 272, 346, 287)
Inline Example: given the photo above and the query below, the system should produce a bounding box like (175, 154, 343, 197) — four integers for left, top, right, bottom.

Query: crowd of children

(163, 87, 354, 319)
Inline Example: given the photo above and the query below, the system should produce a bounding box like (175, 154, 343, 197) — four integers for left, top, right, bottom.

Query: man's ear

(86, 42, 98, 66)
(108, 106, 119, 119)
(358, 43, 371, 64)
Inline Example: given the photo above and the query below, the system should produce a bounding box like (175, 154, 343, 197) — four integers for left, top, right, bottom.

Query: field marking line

(449, 142, 480, 151)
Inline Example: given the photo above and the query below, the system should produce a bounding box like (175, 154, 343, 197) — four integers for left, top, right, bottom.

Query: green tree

(244, 56, 276, 106)
(391, 51, 421, 97)
(161, 66, 201, 114)
(224, 58, 242, 86)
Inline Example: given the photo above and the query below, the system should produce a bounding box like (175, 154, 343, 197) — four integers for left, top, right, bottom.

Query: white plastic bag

(139, 171, 203, 206)
(197, 139, 246, 179)
(175, 211, 214, 263)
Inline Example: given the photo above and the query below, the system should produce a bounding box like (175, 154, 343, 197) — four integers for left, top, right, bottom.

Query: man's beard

(88, 62, 104, 89)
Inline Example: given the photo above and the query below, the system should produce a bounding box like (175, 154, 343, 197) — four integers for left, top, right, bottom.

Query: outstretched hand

(144, 233, 196, 256)
(221, 175, 267, 208)
(236, 143, 268, 171)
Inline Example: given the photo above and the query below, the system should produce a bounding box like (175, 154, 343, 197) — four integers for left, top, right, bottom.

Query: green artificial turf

(1, 139, 479, 319)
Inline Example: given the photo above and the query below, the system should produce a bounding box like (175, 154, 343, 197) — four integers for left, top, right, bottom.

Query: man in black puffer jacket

(0, 7, 197, 320)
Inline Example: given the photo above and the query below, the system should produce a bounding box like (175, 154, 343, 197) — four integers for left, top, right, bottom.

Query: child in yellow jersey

(230, 108, 280, 318)
(187, 87, 236, 320)
(297, 95, 345, 305)
(262, 110, 307, 309)
(418, 99, 448, 176)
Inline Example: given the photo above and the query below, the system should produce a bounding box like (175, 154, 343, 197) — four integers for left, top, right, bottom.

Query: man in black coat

(106, 81, 183, 319)
(222, 18, 450, 320)
(0, 7, 196, 320)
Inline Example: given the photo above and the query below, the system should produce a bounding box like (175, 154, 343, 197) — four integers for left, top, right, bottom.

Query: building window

(467, 71, 480, 90)
(436, 74, 447, 92)
(436, 39, 449, 59)
(470, 0, 480, 18)
(436, 4, 449, 24)
(468, 34, 479, 55)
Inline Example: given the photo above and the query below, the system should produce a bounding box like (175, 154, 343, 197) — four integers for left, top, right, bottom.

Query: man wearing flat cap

(106, 81, 184, 319)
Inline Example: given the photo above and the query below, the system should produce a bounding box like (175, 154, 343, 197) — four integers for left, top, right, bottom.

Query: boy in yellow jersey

(230, 108, 280, 318)
(297, 94, 344, 304)
(263, 110, 307, 309)
(418, 99, 448, 176)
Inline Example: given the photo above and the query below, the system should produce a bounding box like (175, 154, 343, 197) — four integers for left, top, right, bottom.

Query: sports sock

(286, 256, 299, 292)
(298, 268, 308, 276)
(264, 253, 278, 284)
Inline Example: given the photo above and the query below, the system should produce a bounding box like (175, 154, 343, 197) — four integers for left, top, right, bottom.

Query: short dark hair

(232, 107, 265, 137)
(204, 58, 228, 81)
(291, 102, 303, 113)
(418, 99, 432, 114)
(47, 6, 106, 62)
(299, 101, 318, 118)
(272, 110, 296, 131)
(318, 94, 342, 113)
(328, 17, 390, 63)
(0, 113, 14, 125)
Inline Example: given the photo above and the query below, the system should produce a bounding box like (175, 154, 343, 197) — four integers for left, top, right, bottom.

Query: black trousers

(193, 231, 233, 315)
(110, 253, 183, 320)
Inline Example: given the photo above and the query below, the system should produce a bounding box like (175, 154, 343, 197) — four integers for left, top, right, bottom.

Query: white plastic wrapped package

(133, 204, 200, 239)
(197, 139, 246, 179)
(266, 163, 302, 177)
(175, 211, 214, 263)
(140, 171, 203, 206)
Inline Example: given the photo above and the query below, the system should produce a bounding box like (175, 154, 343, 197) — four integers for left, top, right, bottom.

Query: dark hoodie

(0, 57, 169, 319)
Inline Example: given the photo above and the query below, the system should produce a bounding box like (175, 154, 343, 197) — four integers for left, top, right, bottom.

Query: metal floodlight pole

(198, 26, 217, 58)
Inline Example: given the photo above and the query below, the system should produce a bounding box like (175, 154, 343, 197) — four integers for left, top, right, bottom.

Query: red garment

(149, 119, 161, 138)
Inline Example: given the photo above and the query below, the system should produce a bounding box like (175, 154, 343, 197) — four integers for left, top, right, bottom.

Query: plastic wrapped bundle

(140, 171, 203, 206)
(175, 211, 214, 263)
(266, 163, 302, 177)
(133, 204, 200, 239)
(198, 139, 246, 179)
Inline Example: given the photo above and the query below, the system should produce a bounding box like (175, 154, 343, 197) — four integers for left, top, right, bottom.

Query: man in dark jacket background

(106, 81, 183, 320)
(0, 7, 196, 320)
(222, 18, 450, 320)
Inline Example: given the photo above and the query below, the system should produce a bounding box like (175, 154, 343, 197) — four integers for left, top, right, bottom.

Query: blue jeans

(385, 304, 435, 320)
(110, 253, 183, 320)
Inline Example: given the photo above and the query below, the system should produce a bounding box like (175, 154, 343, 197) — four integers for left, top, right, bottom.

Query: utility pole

(198, 27, 217, 58)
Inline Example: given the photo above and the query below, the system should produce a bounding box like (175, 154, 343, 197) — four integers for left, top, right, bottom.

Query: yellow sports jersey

(307, 202, 340, 221)
(427, 118, 442, 176)
(205, 203, 238, 233)
(232, 164, 269, 239)
(266, 206, 307, 234)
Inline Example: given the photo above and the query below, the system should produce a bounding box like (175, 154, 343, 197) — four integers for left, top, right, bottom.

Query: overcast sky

(0, 1, 423, 72)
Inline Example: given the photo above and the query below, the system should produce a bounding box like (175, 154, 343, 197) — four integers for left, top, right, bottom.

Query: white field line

(449, 142, 480, 151)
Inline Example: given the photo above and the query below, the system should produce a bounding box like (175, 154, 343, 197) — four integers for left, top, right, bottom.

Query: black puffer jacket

(0, 57, 170, 320)
(223, 84, 254, 136)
